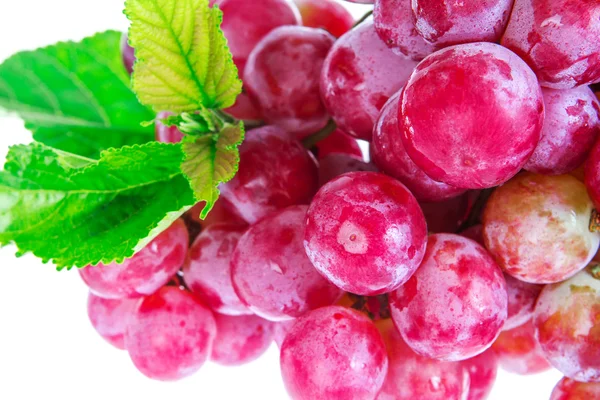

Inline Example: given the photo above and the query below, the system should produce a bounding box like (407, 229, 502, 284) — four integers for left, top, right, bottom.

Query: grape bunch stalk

(2, 0, 600, 399)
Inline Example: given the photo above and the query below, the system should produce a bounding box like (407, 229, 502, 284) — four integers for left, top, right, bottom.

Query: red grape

(374, 0, 436, 60)
(79, 219, 188, 299)
(318, 153, 378, 187)
(460, 224, 485, 244)
(390, 233, 507, 361)
(503, 274, 543, 331)
(294, 0, 354, 38)
(314, 129, 362, 160)
(400, 42, 544, 189)
(501, 0, 600, 89)
(420, 193, 472, 233)
(220, 126, 318, 224)
(525, 86, 600, 175)
(371, 91, 466, 202)
(231, 205, 341, 321)
(223, 88, 262, 122)
(585, 138, 600, 208)
(155, 111, 183, 144)
(121, 34, 135, 75)
(483, 173, 600, 284)
(244, 26, 334, 138)
(273, 319, 296, 347)
(376, 319, 470, 400)
(492, 320, 551, 375)
(218, 0, 300, 69)
(320, 21, 418, 141)
(461, 350, 499, 400)
(183, 223, 250, 316)
(87, 292, 139, 350)
(534, 266, 600, 382)
(412, 0, 514, 46)
(280, 306, 388, 400)
(550, 377, 600, 400)
(187, 197, 246, 228)
(125, 286, 217, 381)
(304, 172, 427, 296)
(343, 0, 375, 3)
(210, 313, 274, 366)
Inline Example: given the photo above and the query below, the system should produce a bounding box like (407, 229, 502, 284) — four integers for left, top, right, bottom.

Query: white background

(0, 1, 562, 399)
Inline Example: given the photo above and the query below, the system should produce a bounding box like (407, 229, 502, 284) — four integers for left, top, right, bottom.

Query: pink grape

(314, 129, 362, 160)
(501, 0, 600, 89)
(210, 313, 274, 366)
(390, 233, 507, 361)
(376, 319, 470, 400)
(183, 223, 250, 316)
(585, 138, 600, 208)
(483, 173, 600, 284)
(525, 86, 600, 175)
(220, 126, 318, 224)
(461, 350, 499, 400)
(420, 193, 472, 233)
(411, 0, 514, 46)
(186, 197, 246, 228)
(223, 87, 262, 122)
(304, 171, 428, 296)
(503, 274, 543, 331)
(125, 286, 217, 381)
(371, 91, 466, 202)
(273, 319, 296, 347)
(244, 26, 335, 138)
(231, 205, 341, 321)
(534, 266, 600, 382)
(218, 0, 301, 69)
(320, 21, 417, 141)
(280, 306, 388, 400)
(87, 292, 139, 350)
(155, 111, 183, 144)
(492, 320, 551, 375)
(79, 219, 188, 299)
(550, 377, 600, 400)
(373, 0, 436, 60)
(343, 0, 375, 3)
(400, 42, 544, 189)
(121, 34, 135, 75)
(318, 153, 378, 187)
(294, 0, 355, 38)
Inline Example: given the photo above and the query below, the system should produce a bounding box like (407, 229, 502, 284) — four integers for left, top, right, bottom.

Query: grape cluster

(91, 0, 600, 398)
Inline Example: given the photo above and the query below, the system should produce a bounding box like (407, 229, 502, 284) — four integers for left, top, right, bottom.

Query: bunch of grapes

(93, 0, 600, 398)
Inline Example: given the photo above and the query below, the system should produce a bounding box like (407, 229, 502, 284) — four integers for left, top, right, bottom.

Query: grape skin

(412, 0, 515, 46)
(244, 26, 335, 138)
(210, 313, 274, 366)
(371, 91, 466, 202)
(318, 154, 378, 187)
(87, 292, 139, 350)
(183, 223, 251, 316)
(390, 233, 507, 361)
(273, 319, 296, 348)
(550, 377, 600, 400)
(501, 0, 600, 89)
(503, 274, 543, 331)
(534, 267, 600, 382)
(125, 286, 217, 381)
(419, 192, 473, 233)
(231, 205, 341, 321)
(585, 138, 600, 209)
(399, 42, 544, 189)
(525, 86, 600, 175)
(220, 126, 318, 224)
(280, 306, 388, 400)
(461, 350, 499, 400)
(186, 197, 246, 229)
(155, 111, 183, 144)
(376, 319, 470, 400)
(314, 128, 362, 160)
(304, 171, 428, 296)
(294, 0, 355, 38)
(79, 219, 189, 299)
(320, 21, 417, 141)
(483, 173, 600, 284)
(492, 320, 551, 375)
(374, 0, 436, 60)
(120, 34, 135, 75)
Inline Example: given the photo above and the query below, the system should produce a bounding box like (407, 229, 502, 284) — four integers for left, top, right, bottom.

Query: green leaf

(0, 142, 195, 269)
(0, 31, 156, 159)
(125, 0, 242, 112)
(181, 121, 244, 218)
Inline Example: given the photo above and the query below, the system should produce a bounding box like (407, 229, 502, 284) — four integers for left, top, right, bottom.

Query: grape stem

(301, 119, 337, 149)
(353, 10, 373, 28)
(591, 263, 600, 280)
(590, 209, 600, 232)
(457, 188, 495, 233)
